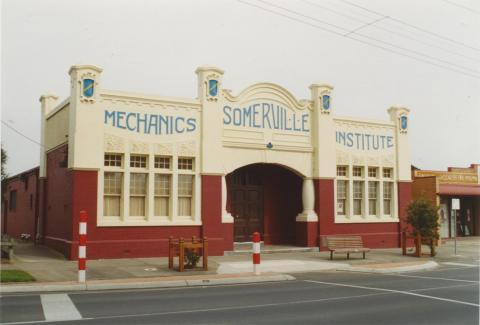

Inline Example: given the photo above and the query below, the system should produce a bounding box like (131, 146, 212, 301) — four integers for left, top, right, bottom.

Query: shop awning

(438, 184, 480, 196)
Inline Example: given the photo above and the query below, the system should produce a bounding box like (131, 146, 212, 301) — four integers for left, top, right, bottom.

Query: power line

(302, 0, 480, 63)
(340, 0, 480, 52)
(247, 0, 480, 78)
(440, 0, 480, 15)
(1, 120, 44, 148)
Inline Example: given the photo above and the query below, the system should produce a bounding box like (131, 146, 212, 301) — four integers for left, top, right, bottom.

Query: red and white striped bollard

(252, 232, 261, 275)
(78, 210, 87, 283)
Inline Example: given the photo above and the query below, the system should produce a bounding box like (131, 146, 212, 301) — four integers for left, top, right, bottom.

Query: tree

(406, 198, 439, 239)
(1, 145, 7, 181)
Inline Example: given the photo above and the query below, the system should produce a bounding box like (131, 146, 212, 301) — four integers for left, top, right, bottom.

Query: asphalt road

(1, 261, 478, 325)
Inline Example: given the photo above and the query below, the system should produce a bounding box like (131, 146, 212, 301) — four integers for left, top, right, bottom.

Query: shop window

(337, 180, 347, 215)
(368, 167, 378, 178)
(9, 190, 17, 211)
(154, 156, 171, 170)
(129, 173, 147, 216)
(383, 168, 393, 179)
(104, 154, 122, 167)
(178, 158, 194, 171)
(368, 181, 378, 215)
(104, 172, 122, 216)
(178, 174, 193, 216)
(383, 182, 392, 215)
(154, 174, 170, 216)
(353, 166, 363, 177)
(353, 181, 363, 215)
(130, 155, 147, 168)
(337, 166, 347, 177)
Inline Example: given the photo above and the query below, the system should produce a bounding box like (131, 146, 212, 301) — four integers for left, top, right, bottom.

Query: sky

(1, 0, 479, 176)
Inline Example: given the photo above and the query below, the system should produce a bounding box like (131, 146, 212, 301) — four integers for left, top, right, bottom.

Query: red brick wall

(43, 144, 73, 258)
(1, 169, 38, 239)
(315, 179, 403, 250)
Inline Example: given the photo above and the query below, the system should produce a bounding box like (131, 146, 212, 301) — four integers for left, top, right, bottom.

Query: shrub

(406, 198, 439, 239)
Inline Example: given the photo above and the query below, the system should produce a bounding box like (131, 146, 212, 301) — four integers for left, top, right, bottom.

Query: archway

(226, 163, 303, 245)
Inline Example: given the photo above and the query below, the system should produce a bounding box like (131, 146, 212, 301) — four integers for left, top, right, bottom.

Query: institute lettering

(223, 103, 309, 132)
(104, 110, 197, 135)
(336, 131, 394, 150)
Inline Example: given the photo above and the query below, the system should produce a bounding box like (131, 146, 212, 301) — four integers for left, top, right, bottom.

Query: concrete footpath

(1, 237, 478, 293)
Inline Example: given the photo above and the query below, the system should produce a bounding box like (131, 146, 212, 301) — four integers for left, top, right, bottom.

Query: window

(154, 174, 170, 216)
(104, 154, 122, 167)
(9, 191, 17, 211)
(154, 156, 171, 169)
(383, 168, 393, 178)
(384, 182, 392, 215)
(178, 158, 194, 171)
(368, 182, 378, 215)
(130, 173, 147, 216)
(368, 167, 378, 178)
(178, 175, 193, 216)
(337, 180, 347, 215)
(130, 155, 147, 168)
(353, 181, 363, 215)
(104, 172, 122, 216)
(337, 166, 347, 177)
(353, 166, 363, 177)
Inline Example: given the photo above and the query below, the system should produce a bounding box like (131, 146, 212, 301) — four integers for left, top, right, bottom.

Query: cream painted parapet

(39, 94, 59, 177)
(296, 178, 318, 222)
(195, 66, 224, 174)
(388, 106, 411, 181)
(221, 175, 234, 223)
(68, 65, 104, 169)
(310, 84, 336, 178)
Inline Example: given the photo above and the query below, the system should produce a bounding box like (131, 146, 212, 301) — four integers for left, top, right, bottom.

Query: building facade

(412, 164, 480, 238)
(1, 167, 40, 239)
(4, 65, 413, 259)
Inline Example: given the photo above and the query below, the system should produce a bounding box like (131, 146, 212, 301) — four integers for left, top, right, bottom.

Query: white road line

(411, 283, 478, 293)
(304, 280, 479, 307)
(5, 291, 392, 324)
(386, 273, 479, 283)
(40, 293, 82, 322)
(442, 262, 479, 267)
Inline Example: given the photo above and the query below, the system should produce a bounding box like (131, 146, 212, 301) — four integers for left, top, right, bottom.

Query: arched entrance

(226, 164, 303, 244)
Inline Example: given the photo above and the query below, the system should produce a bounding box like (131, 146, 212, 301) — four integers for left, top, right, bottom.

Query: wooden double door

(230, 170, 264, 242)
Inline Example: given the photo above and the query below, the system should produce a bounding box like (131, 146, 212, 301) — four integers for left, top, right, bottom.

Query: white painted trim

(79, 223, 87, 235)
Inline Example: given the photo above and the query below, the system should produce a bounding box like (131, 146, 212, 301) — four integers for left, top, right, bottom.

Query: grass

(1, 270, 36, 283)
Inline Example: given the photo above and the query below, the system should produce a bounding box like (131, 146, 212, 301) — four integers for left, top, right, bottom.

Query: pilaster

(39, 94, 59, 177)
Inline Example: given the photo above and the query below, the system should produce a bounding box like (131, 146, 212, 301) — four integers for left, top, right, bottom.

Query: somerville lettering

(223, 103, 309, 132)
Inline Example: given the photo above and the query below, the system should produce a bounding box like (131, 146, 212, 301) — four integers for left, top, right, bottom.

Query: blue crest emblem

(208, 79, 218, 97)
(400, 116, 408, 130)
(83, 79, 94, 98)
(322, 95, 330, 110)
(266, 142, 273, 149)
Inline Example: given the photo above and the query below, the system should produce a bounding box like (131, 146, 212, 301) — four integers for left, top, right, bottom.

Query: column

(296, 178, 318, 222)
(296, 178, 319, 247)
(221, 175, 234, 223)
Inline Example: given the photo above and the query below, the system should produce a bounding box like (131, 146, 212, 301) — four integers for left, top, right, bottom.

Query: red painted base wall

(64, 173, 232, 260)
(315, 179, 411, 250)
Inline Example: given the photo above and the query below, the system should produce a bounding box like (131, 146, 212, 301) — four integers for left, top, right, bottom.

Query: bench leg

(347, 252, 350, 259)
(363, 252, 365, 259)
(330, 251, 333, 260)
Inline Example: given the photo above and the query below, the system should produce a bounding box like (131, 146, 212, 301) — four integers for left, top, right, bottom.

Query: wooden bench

(1, 237, 15, 261)
(326, 236, 370, 260)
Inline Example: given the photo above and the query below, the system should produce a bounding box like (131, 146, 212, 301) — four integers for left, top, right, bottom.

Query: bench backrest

(326, 236, 364, 249)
